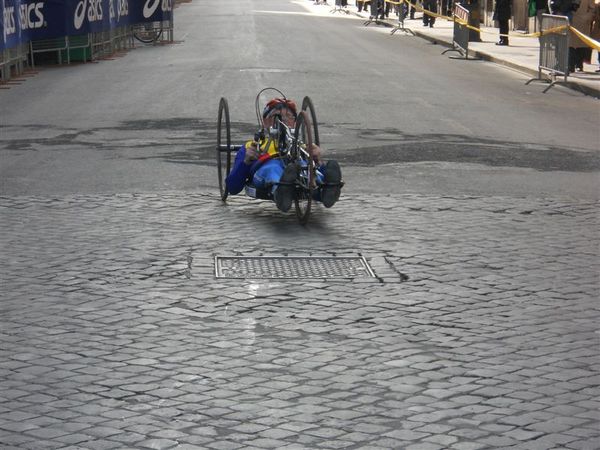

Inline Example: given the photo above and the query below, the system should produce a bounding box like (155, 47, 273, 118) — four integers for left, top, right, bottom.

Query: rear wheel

(292, 111, 316, 225)
(217, 97, 232, 202)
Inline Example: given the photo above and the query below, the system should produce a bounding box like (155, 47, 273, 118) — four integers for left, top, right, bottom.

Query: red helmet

(262, 98, 297, 118)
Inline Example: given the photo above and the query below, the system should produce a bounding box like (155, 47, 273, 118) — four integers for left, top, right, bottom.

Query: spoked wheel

(301, 96, 320, 146)
(292, 111, 316, 225)
(216, 97, 232, 202)
(133, 22, 163, 44)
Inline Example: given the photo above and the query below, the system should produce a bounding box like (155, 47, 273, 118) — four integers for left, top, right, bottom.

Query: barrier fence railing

(362, 0, 599, 54)
(161, 17, 175, 43)
(390, 0, 415, 35)
(364, 0, 385, 25)
(441, 3, 471, 59)
(526, 14, 570, 92)
(0, 0, 175, 81)
(1, 44, 28, 82)
(331, 0, 349, 14)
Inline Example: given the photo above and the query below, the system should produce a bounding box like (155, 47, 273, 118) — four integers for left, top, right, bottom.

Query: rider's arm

(225, 143, 254, 195)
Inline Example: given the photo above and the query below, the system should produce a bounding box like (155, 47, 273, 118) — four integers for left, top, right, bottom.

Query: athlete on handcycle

(224, 97, 343, 213)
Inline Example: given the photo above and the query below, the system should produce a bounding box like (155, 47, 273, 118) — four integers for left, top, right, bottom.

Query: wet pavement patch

(214, 255, 376, 279)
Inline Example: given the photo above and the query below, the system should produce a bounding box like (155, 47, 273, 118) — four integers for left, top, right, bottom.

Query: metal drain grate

(215, 256, 376, 279)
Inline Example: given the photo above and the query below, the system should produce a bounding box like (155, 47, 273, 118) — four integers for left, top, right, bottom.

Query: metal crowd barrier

(30, 38, 69, 66)
(0, 50, 6, 81)
(1, 44, 29, 81)
(1, 1, 175, 82)
(91, 31, 113, 59)
(526, 14, 570, 92)
(27, 22, 166, 68)
(365, 0, 385, 25)
(331, 0, 349, 14)
(391, 0, 415, 35)
(131, 18, 174, 45)
(442, 3, 471, 59)
(162, 18, 175, 42)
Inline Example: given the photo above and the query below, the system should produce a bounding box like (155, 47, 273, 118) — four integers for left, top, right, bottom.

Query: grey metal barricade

(162, 17, 174, 42)
(0, 50, 7, 81)
(331, 0, 349, 14)
(526, 14, 570, 92)
(91, 31, 113, 60)
(442, 3, 471, 59)
(364, 0, 385, 25)
(0, 44, 28, 80)
(391, 0, 415, 35)
(112, 26, 133, 51)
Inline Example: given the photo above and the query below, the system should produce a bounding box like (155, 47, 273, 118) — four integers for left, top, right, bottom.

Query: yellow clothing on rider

(244, 138, 279, 157)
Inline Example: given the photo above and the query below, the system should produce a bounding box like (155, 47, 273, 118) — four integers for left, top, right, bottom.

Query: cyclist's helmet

(262, 98, 297, 119)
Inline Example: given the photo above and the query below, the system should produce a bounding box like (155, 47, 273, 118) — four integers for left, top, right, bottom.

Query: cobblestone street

(1, 192, 598, 449)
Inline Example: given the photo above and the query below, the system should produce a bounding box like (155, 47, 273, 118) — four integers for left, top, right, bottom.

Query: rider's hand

(244, 143, 259, 165)
(311, 144, 323, 165)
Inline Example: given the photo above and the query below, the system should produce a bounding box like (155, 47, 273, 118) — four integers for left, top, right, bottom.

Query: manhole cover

(215, 256, 376, 279)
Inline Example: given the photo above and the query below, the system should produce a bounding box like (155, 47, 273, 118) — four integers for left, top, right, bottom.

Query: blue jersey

(225, 144, 253, 195)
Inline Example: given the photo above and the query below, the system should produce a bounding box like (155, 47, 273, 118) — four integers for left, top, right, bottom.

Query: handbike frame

(216, 95, 319, 224)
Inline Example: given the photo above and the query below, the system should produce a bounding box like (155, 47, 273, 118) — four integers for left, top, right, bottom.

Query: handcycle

(216, 88, 322, 225)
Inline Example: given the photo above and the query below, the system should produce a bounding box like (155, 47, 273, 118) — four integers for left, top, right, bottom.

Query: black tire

(217, 97, 232, 202)
(292, 111, 316, 225)
(133, 23, 163, 44)
(301, 96, 320, 146)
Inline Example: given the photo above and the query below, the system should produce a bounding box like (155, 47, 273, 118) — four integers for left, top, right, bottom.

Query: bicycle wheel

(133, 23, 163, 44)
(301, 96, 320, 146)
(292, 111, 316, 225)
(216, 97, 232, 202)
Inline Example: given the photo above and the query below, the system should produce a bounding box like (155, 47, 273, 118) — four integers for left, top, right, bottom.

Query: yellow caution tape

(569, 26, 600, 51)
(376, 0, 600, 49)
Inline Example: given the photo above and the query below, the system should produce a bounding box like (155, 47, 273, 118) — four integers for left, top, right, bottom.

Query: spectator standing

(422, 0, 437, 26)
(548, 0, 580, 20)
(408, 0, 417, 19)
(569, 0, 596, 71)
(442, 0, 453, 16)
(369, 0, 384, 20)
(494, 0, 512, 45)
(384, 0, 393, 17)
(534, 0, 549, 31)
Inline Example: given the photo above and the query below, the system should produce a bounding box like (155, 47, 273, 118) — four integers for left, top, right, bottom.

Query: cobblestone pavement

(1, 192, 599, 450)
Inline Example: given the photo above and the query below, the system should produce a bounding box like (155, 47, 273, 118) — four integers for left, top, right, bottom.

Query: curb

(357, 14, 600, 98)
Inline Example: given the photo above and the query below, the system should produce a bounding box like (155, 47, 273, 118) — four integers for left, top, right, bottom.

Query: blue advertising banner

(0, 0, 171, 51)
(2, 0, 69, 49)
(67, 0, 108, 35)
(28, 0, 68, 40)
(109, 0, 131, 28)
(129, 0, 172, 24)
(2, 0, 24, 50)
(1, 1, 6, 50)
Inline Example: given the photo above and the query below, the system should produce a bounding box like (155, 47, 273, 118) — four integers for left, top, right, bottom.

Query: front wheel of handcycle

(292, 110, 316, 225)
(301, 96, 320, 146)
(217, 97, 232, 202)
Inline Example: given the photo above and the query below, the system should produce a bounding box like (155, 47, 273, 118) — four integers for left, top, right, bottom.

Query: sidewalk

(325, 3, 600, 97)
